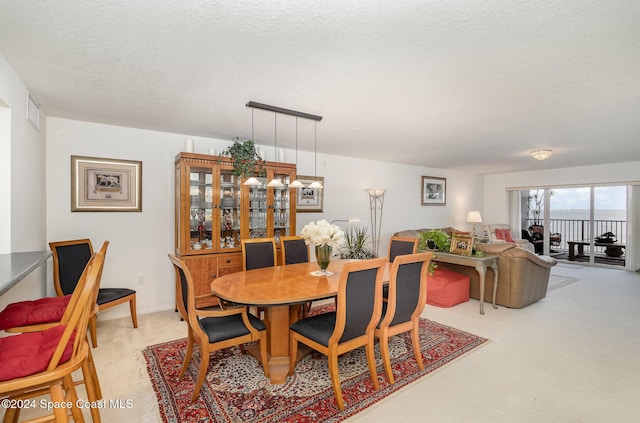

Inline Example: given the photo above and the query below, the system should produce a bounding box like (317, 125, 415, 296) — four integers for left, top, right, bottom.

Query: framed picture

(295, 175, 324, 213)
(449, 233, 474, 256)
(71, 155, 142, 212)
(421, 176, 446, 206)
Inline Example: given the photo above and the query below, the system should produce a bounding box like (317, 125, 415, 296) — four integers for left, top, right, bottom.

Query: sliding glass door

(520, 185, 628, 267)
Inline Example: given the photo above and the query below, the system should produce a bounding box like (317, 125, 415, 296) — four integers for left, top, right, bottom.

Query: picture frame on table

(449, 233, 474, 256)
(71, 155, 142, 212)
(421, 176, 446, 206)
(295, 175, 324, 213)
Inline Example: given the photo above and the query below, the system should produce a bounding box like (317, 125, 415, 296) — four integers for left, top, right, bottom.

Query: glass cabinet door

(248, 177, 268, 239)
(218, 169, 241, 251)
(188, 165, 214, 252)
(271, 172, 292, 244)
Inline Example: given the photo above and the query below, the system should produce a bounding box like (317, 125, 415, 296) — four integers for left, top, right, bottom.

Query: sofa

(394, 228, 558, 308)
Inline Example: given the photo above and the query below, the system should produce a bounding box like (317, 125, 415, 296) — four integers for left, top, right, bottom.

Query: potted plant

(338, 226, 377, 259)
(418, 229, 450, 251)
(219, 137, 266, 178)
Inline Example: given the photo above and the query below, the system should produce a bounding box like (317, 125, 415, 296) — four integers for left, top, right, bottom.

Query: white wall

(46, 118, 484, 318)
(0, 54, 48, 312)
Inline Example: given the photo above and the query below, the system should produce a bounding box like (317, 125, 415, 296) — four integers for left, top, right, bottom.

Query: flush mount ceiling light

(530, 149, 553, 160)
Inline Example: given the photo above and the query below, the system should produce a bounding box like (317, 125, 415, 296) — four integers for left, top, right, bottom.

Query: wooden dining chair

(280, 235, 310, 265)
(383, 236, 419, 299)
(0, 251, 104, 423)
(375, 252, 432, 384)
(280, 236, 313, 317)
(168, 254, 269, 402)
(289, 257, 388, 410)
(50, 238, 138, 347)
(388, 236, 418, 263)
(241, 237, 277, 270)
(0, 242, 109, 408)
(241, 238, 277, 317)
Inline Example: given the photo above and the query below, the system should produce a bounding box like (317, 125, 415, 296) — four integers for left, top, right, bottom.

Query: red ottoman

(427, 269, 470, 308)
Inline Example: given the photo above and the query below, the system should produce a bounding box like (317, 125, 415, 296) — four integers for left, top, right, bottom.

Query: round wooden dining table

(211, 259, 354, 384)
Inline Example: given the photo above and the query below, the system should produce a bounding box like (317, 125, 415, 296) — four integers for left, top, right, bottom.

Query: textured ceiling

(1, 0, 639, 174)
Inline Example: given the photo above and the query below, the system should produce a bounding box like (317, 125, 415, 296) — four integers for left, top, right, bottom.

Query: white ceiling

(1, 1, 639, 174)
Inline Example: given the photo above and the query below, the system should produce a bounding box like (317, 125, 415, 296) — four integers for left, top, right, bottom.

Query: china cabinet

(174, 152, 297, 307)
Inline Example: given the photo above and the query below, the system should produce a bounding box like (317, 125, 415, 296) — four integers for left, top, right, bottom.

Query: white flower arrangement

(300, 219, 345, 249)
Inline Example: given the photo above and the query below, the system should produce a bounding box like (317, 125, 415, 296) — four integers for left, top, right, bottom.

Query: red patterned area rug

(143, 308, 487, 423)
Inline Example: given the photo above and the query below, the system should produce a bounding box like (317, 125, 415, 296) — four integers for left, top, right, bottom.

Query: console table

(0, 251, 52, 296)
(567, 240, 626, 260)
(432, 252, 499, 315)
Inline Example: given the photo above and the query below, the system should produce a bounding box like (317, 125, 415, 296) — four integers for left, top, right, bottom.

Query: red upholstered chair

(50, 238, 137, 347)
(375, 252, 432, 384)
(0, 252, 104, 423)
(0, 242, 110, 407)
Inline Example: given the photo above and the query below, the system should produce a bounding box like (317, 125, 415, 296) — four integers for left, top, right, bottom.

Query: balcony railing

(524, 218, 627, 254)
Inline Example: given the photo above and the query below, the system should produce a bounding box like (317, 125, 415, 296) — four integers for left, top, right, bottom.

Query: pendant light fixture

(245, 101, 323, 189)
(243, 107, 262, 186)
(267, 112, 284, 187)
(308, 121, 323, 189)
(290, 117, 305, 188)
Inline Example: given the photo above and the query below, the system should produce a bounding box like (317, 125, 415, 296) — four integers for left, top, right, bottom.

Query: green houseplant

(219, 137, 266, 178)
(418, 229, 450, 251)
(338, 227, 377, 259)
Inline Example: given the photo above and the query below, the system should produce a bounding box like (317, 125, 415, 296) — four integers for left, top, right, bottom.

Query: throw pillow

(495, 228, 515, 242)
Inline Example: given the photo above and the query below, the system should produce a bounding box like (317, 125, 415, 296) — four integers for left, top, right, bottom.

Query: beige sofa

(393, 228, 557, 308)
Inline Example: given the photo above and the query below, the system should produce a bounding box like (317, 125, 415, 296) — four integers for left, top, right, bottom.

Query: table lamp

(466, 211, 483, 238)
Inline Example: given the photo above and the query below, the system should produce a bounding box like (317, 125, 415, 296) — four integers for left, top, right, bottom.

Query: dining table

(211, 259, 387, 384)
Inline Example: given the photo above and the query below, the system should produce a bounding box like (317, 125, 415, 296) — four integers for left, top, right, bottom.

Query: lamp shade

(466, 211, 483, 223)
(243, 177, 262, 186)
(366, 188, 385, 197)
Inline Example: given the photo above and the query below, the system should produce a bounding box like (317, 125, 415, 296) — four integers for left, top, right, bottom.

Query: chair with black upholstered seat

(50, 239, 137, 347)
(289, 257, 388, 410)
(242, 237, 277, 270)
(168, 254, 269, 401)
(280, 235, 310, 265)
(388, 236, 418, 262)
(281, 236, 314, 317)
(383, 236, 419, 299)
(241, 238, 277, 318)
(375, 252, 432, 384)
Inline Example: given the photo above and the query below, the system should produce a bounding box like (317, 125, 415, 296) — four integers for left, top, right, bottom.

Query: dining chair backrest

(334, 257, 388, 343)
(388, 236, 418, 263)
(49, 239, 94, 296)
(50, 251, 103, 371)
(169, 255, 192, 323)
(281, 236, 309, 265)
(384, 252, 432, 327)
(242, 238, 277, 270)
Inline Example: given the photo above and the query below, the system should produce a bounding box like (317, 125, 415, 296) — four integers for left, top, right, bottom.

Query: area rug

(547, 274, 581, 292)
(143, 308, 487, 423)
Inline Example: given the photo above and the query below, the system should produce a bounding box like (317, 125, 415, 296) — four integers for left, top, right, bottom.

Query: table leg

(568, 243, 576, 260)
(490, 263, 499, 310)
(474, 264, 487, 315)
(262, 305, 296, 384)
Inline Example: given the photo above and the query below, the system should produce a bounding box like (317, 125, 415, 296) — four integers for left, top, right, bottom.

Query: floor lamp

(366, 188, 385, 257)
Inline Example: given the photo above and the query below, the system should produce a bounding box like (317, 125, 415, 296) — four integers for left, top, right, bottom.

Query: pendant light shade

(290, 179, 305, 188)
(243, 177, 262, 186)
